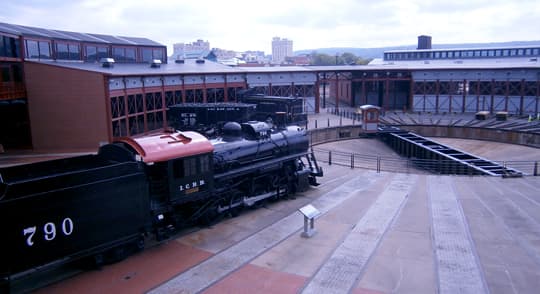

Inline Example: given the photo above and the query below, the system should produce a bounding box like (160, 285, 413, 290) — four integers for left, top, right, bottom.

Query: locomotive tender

(0, 121, 322, 291)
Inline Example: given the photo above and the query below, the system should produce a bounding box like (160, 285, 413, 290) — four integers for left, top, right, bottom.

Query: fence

(312, 147, 540, 176)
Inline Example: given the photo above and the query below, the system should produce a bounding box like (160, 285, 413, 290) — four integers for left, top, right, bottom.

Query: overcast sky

(2, 0, 540, 55)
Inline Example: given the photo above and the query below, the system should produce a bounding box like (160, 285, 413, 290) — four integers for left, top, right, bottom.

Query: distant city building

(172, 39, 210, 59)
(285, 55, 311, 66)
(211, 48, 237, 60)
(242, 51, 267, 64)
(272, 37, 293, 64)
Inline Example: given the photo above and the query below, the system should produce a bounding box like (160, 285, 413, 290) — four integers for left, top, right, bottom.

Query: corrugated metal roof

(28, 58, 241, 75)
(26, 56, 540, 76)
(366, 57, 540, 70)
(385, 44, 540, 53)
(0, 21, 164, 47)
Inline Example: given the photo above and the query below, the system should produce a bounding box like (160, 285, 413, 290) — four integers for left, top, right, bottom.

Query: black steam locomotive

(0, 121, 322, 292)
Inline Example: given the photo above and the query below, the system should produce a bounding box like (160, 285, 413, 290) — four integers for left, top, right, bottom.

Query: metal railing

(312, 147, 540, 176)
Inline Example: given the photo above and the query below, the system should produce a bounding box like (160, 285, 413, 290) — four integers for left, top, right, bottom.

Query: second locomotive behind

(0, 120, 322, 292)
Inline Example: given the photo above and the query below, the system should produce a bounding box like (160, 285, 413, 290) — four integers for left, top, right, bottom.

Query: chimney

(417, 35, 432, 50)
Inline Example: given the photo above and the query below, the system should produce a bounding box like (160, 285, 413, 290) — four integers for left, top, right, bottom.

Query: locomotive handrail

(214, 151, 309, 180)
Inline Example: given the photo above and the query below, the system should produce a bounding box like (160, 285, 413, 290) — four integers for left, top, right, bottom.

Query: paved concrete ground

(34, 137, 540, 294)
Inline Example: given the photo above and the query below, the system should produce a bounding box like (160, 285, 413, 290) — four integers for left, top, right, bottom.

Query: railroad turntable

(3, 136, 536, 294)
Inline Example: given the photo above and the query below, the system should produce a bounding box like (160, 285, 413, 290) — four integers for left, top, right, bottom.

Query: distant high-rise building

(272, 37, 293, 64)
(172, 39, 210, 59)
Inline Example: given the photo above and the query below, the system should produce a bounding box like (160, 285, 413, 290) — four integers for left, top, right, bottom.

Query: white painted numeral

(62, 218, 74, 235)
(23, 226, 37, 246)
(44, 222, 56, 241)
(23, 217, 74, 246)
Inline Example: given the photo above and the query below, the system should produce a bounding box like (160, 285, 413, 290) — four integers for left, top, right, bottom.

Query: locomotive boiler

(0, 121, 322, 292)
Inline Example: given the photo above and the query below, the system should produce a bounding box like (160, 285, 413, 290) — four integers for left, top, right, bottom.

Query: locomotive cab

(115, 130, 215, 232)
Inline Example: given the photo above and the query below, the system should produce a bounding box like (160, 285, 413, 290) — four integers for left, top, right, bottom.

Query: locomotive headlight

(157, 214, 164, 221)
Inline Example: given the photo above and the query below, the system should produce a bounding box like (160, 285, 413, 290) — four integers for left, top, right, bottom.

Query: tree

(309, 52, 337, 66)
(309, 52, 372, 66)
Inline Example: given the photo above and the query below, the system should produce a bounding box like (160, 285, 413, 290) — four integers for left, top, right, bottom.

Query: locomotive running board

(217, 188, 287, 213)
(243, 188, 287, 206)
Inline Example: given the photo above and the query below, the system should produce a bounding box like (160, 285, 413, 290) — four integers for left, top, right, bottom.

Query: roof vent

(100, 58, 115, 68)
(150, 59, 162, 68)
(175, 59, 185, 64)
(196, 59, 205, 64)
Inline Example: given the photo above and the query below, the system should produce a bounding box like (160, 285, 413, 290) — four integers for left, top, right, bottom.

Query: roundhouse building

(316, 38, 540, 114)
(0, 22, 316, 150)
(1, 21, 539, 151)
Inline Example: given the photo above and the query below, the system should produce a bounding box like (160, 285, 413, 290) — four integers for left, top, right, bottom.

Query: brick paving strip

(301, 173, 418, 294)
(148, 171, 383, 294)
(428, 176, 487, 294)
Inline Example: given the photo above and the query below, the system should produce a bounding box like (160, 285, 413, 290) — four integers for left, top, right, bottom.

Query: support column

(160, 77, 167, 128)
(323, 73, 327, 108)
(362, 77, 367, 106)
(435, 79, 440, 114)
(315, 75, 320, 113)
(335, 72, 339, 111)
(408, 78, 414, 112)
(505, 78, 510, 111)
(462, 79, 467, 113)
(224, 74, 228, 102)
(181, 77, 186, 103)
(384, 76, 389, 111)
(519, 78, 525, 115)
(202, 76, 207, 103)
(490, 79, 495, 113)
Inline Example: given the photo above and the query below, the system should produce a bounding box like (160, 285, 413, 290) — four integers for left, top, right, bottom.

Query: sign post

(299, 204, 321, 238)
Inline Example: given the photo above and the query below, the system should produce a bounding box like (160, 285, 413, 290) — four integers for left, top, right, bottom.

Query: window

(0, 36, 6, 57)
(488, 50, 495, 57)
(113, 47, 125, 62)
(1, 67, 10, 82)
(56, 43, 69, 59)
(173, 155, 211, 179)
(200, 155, 210, 173)
(98, 47, 108, 59)
(37, 41, 50, 59)
(69, 44, 80, 60)
(126, 48, 136, 62)
(85, 45, 110, 62)
(142, 48, 152, 62)
(25, 40, 39, 58)
(12, 64, 22, 82)
(85, 45, 97, 62)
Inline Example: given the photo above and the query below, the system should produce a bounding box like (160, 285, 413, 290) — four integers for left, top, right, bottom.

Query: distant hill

(295, 41, 540, 59)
